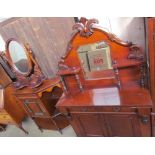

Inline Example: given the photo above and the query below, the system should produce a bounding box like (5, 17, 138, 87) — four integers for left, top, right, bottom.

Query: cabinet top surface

(13, 78, 60, 95)
(57, 88, 152, 107)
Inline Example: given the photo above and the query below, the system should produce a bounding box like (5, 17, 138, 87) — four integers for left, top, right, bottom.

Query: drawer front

(68, 106, 137, 113)
(0, 114, 14, 124)
(16, 94, 38, 99)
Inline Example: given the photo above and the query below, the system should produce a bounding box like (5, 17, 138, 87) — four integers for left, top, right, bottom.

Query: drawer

(16, 94, 38, 99)
(68, 106, 137, 113)
(20, 98, 39, 103)
(18, 98, 42, 107)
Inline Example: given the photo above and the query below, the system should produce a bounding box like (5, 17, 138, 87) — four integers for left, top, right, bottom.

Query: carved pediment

(73, 17, 99, 37)
(61, 17, 144, 61)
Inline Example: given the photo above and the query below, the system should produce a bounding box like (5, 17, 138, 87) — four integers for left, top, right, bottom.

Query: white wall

(0, 35, 5, 51)
(95, 17, 146, 51)
(0, 18, 10, 51)
(0, 17, 146, 52)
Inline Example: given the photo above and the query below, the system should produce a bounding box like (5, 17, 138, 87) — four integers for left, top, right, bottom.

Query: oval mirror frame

(6, 38, 32, 77)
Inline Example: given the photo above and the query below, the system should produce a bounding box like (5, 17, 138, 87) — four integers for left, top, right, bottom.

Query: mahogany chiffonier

(0, 86, 27, 133)
(56, 18, 153, 137)
(57, 88, 152, 136)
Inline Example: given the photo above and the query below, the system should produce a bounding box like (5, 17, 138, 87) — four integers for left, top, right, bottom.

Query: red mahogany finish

(56, 17, 152, 137)
(57, 88, 152, 136)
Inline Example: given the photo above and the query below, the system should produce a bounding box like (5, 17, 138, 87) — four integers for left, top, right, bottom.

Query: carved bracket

(128, 45, 144, 60)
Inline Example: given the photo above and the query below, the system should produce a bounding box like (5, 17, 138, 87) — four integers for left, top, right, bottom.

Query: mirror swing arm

(24, 43, 46, 87)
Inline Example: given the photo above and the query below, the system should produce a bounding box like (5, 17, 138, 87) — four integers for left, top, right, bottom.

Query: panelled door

(20, 98, 49, 118)
(70, 112, 151, 137)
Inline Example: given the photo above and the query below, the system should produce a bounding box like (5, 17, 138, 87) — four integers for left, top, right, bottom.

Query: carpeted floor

(0, 118, 76, 137)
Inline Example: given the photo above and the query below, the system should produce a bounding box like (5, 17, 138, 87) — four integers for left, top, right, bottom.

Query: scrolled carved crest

(73, 17, 99, 37)
(61, 17, 142, 61)
(128, 45, 144, 60)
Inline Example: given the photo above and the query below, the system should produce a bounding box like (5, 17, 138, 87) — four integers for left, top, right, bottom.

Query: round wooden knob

(113, 107, 120, 112)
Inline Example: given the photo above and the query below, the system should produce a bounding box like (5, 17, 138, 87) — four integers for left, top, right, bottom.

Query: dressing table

(4, 39, 69, 133)
(56, 18, 152, 136)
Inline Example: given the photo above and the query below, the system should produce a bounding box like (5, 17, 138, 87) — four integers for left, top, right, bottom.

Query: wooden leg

(38, 126, 43, 132)
(32, 118, 43, 132)
(51, 118, 62, 134)
(0, 124, 6, 132)
(58, 129, 63, 134)
(18, 124, 29, 135)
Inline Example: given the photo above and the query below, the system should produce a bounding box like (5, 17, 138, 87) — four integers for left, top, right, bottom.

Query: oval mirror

(6, 39, 32, 76)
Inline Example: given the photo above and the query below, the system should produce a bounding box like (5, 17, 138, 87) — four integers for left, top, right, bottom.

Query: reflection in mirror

(8, 41, 29, 74)
(78, 41, 113, 79)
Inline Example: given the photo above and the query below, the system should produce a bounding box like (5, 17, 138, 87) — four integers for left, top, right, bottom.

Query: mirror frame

(5, 38, 32, 76)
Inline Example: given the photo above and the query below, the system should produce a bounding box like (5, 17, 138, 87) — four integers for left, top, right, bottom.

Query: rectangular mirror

(78, 41, 114, 80)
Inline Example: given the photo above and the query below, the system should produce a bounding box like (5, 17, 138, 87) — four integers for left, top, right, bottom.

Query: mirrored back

(77, 41, 113, 79)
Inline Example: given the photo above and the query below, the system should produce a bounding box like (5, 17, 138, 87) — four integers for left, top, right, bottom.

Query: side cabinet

(19, 97, 49, 118)
(15, 84, 69, 132)
(67, 108, 151, 137)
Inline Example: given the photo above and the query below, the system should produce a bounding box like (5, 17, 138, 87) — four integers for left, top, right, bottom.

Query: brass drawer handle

(113, 107, 120, 112)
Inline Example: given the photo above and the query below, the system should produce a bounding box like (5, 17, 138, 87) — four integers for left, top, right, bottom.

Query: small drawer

(16, 94, 38, 99)
(19, 98, 40, 106)
(69, 107, 96, 112)
(22, 98, 38, 103)
(69, 106, 137, 113)
(98, 107, 136, 113)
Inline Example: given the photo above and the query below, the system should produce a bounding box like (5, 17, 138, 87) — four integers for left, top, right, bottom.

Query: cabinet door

(104, 114, 142, 137)
(70, 113, 108, 136)
(70, 112, 151, 137)
(22, 98, 48, 118)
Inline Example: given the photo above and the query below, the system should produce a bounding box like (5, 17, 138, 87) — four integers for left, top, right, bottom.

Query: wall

(0, 35, 5, 51)
(0, 17, 75, 78)
(95, 17, 146, 51)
